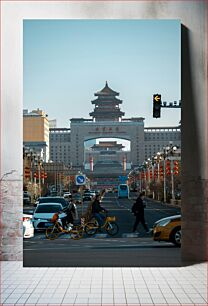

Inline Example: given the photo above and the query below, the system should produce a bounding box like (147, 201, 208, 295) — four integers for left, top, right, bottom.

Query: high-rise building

(49, 128, 71, 166)
(23, 109, 49, 162)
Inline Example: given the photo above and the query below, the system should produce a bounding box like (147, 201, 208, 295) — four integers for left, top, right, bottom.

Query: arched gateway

(70, 82, 145, 170)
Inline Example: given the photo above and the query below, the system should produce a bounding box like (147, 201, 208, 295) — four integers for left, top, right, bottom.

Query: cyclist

(91, 194, 107, 229)
(61, 198, 77, 229)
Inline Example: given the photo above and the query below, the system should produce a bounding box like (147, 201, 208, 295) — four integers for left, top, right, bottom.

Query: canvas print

(23, 20, 181, 267)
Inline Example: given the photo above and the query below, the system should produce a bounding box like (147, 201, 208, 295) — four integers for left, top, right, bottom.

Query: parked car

(152, 215, 181, 247)
(23, 214, 34, 238)
(83, 193, 93, 202)
(23, 192, 31, 204)
(34, 196, 68, 208)
(32, 203, 66, 230)
(63, 192, 72, 199)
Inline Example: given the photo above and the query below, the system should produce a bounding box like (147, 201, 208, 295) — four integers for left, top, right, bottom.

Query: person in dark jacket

(91, 194, 107, 227)
(61, 201, 75, 229)
(132, 191, 150, 233)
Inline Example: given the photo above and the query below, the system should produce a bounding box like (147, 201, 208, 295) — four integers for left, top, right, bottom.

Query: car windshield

(120, 185, 127, 190)
(35, 204, 62, 213)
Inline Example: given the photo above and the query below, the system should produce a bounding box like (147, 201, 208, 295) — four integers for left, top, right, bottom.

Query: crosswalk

(26, 231, 142, 240)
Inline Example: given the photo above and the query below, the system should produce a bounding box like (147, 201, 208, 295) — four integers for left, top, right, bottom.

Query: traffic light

(153, 94, 161, 118)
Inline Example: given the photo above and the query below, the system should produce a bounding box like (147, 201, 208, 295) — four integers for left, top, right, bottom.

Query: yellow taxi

(152, 215, 181, 247)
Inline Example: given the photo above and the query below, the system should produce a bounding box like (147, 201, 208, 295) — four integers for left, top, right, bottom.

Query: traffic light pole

(163, 155, 166, 203)
(153, 94, 181, 118)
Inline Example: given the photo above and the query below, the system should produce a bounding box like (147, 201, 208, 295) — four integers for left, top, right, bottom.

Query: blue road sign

(75, 175, 86, 185)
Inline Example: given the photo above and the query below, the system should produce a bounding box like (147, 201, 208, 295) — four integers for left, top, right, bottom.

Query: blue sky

(23, 20, 181, 128)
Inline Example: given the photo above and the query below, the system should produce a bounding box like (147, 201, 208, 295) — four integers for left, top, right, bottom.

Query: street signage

(75, 174, 86, 185)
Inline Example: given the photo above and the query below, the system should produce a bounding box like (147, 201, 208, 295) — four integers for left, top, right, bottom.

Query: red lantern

(173, 161, 179, 175)
(24, 167, 30, 179)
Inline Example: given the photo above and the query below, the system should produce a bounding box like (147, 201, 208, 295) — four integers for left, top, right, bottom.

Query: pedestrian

(131, 191, 150, 233)
(91, 194, 107, 228)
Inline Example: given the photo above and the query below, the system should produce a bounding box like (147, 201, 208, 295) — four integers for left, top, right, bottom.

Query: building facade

(49, 82, 181, 169)
(49, 128, 71, 166)
(23, 109, 50, 162)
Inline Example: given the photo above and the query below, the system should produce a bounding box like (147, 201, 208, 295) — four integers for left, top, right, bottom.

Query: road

(23, 192, 181, 267)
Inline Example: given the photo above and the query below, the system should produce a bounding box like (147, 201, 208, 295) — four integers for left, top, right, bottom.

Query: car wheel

(170, 226, 181, 247)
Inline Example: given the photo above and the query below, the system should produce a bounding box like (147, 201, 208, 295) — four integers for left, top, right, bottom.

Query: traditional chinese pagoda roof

(89, 109, 125, 118)
(94, 81, 119, 96)
(90, 82, 124, 121)
(91, 97, 123, 104)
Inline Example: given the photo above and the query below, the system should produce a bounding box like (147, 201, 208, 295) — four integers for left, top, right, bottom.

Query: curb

(145, 198, 181, 208)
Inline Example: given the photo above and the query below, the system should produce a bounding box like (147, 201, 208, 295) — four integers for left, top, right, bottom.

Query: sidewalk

(1, 261, 207, 305)
(145, 197, 181, 209)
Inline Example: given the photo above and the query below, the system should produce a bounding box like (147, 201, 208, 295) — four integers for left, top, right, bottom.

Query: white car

(32, 203, 66, 230)
(23, 214, 34, 238)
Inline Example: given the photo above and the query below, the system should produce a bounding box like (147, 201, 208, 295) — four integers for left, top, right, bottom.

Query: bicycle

(85, 212, 119, 236)
(45, 212, 82, 240)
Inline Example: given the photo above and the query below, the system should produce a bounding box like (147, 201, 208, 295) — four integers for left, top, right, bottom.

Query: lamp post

(154, 152, 162, 200)
(167, 144, 177, 201)
(162, 143, 177, 203)
(145, 158, 151, 195)
(163, 148, 167, 203)
(34, 154, 43, 197)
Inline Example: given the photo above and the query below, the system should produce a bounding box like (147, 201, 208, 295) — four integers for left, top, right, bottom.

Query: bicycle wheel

(46, 224, 60, 240)
(85, 222, 98, 235)
(105, 222, 119, 236)
(70, 225, 83, 240)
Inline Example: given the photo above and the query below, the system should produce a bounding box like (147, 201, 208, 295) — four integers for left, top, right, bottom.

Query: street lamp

(154, 152, 162, 200)
(34, 154, 43, 198)
(145, 158, 152, 195)
(167, 144, 177, 202)
(162, 143, 177, 203)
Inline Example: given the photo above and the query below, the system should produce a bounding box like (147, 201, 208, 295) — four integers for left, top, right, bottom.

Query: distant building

(49, 82, 181, 170)
(85, 141, 131, 172)
(23, 109, 49, 162)
(49, 128, 71, 167)
(144, 127, 181, 160)
(89, 81, 124, 121)
(49, 119, 57, 128)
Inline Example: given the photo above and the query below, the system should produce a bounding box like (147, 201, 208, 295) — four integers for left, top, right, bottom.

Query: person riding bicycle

(91, 194, 107, 228)
(61, 199, 77, 229)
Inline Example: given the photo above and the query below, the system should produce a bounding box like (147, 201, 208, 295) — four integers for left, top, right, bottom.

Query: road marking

(107, 208, 130, 211)
(122, 233, 140, 238)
